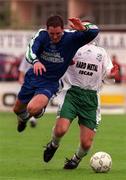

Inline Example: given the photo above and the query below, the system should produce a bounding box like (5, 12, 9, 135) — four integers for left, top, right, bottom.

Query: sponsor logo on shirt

(41, 51, 64, 63)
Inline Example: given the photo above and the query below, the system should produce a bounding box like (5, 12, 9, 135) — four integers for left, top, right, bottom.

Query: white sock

(72, 145, 89, 162)
(17, 110, 30, 121)
(51, 127, 61, 147)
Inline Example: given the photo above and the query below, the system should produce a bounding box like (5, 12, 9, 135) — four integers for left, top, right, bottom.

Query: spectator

(112, 55, 122, 83)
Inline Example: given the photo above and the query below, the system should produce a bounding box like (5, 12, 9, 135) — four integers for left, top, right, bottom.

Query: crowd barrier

(0, 82, 126, 114)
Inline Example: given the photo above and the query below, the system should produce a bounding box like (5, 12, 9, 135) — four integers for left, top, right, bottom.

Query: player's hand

(107, 65, 119, 79)
(33, 61, 46, 76)
(109, 64, 119, 79)
(68, 18, 86, 31)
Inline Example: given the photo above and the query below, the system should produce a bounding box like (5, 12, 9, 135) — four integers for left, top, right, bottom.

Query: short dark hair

(46, 15, 64, 29)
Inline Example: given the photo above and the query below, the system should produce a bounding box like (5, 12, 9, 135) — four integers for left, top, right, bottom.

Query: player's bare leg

(64, 125, 95, 169)
(27, 94, 48, 117)
(43, 118, 70, 162)
(13, 99, 29, 132)
(14, 94, 48, 132)
(28, 94, 48, 128)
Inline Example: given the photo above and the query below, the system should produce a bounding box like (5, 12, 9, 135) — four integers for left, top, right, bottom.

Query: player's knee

(27, 104, 39, 116)
(54, 118, 70, 137)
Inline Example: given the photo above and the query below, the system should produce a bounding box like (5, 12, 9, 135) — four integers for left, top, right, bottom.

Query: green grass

(0, 112, 126, 180)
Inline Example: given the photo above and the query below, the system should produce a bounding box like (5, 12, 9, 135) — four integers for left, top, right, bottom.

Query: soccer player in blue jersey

(13, 15, 99, 132)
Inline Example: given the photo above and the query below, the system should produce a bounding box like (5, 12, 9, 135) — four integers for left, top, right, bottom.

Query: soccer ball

(90, 152, 112, 173)
(29, 117, 37, 127)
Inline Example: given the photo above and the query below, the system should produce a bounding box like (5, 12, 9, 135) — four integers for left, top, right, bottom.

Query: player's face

(48, 26, 64, 44)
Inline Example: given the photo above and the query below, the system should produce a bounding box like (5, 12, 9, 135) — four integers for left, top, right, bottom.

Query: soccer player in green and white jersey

(43, 42, 119, 169)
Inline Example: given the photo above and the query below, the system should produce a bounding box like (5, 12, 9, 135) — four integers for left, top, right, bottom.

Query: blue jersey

(26, 25, 99, 81)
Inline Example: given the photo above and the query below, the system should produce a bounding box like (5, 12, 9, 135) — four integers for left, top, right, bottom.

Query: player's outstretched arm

(68, 18, 99, 32)
(107, 64, 119, 79)
(68, 18, 99, 45)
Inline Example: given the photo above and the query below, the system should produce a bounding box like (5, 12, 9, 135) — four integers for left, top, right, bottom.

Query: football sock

(51, 128, 61, 147)
(72, 154, 81, 163)
(17, 110, 30, 121)
(72, 145, 89, 162)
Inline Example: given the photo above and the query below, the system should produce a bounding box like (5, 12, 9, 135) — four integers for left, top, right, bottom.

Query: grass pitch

(0, 112, 126, 180)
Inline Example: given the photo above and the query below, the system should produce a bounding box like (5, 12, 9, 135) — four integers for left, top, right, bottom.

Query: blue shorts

(18, 69, 59, 104)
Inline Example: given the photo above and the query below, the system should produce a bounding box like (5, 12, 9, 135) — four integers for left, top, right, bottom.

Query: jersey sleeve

(73, 23, 99, 46)
(25, 29, 45, 64)
(83, 22, 99, 41)
(102, 49, 113, 81)
(19, 57, 32, 73)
